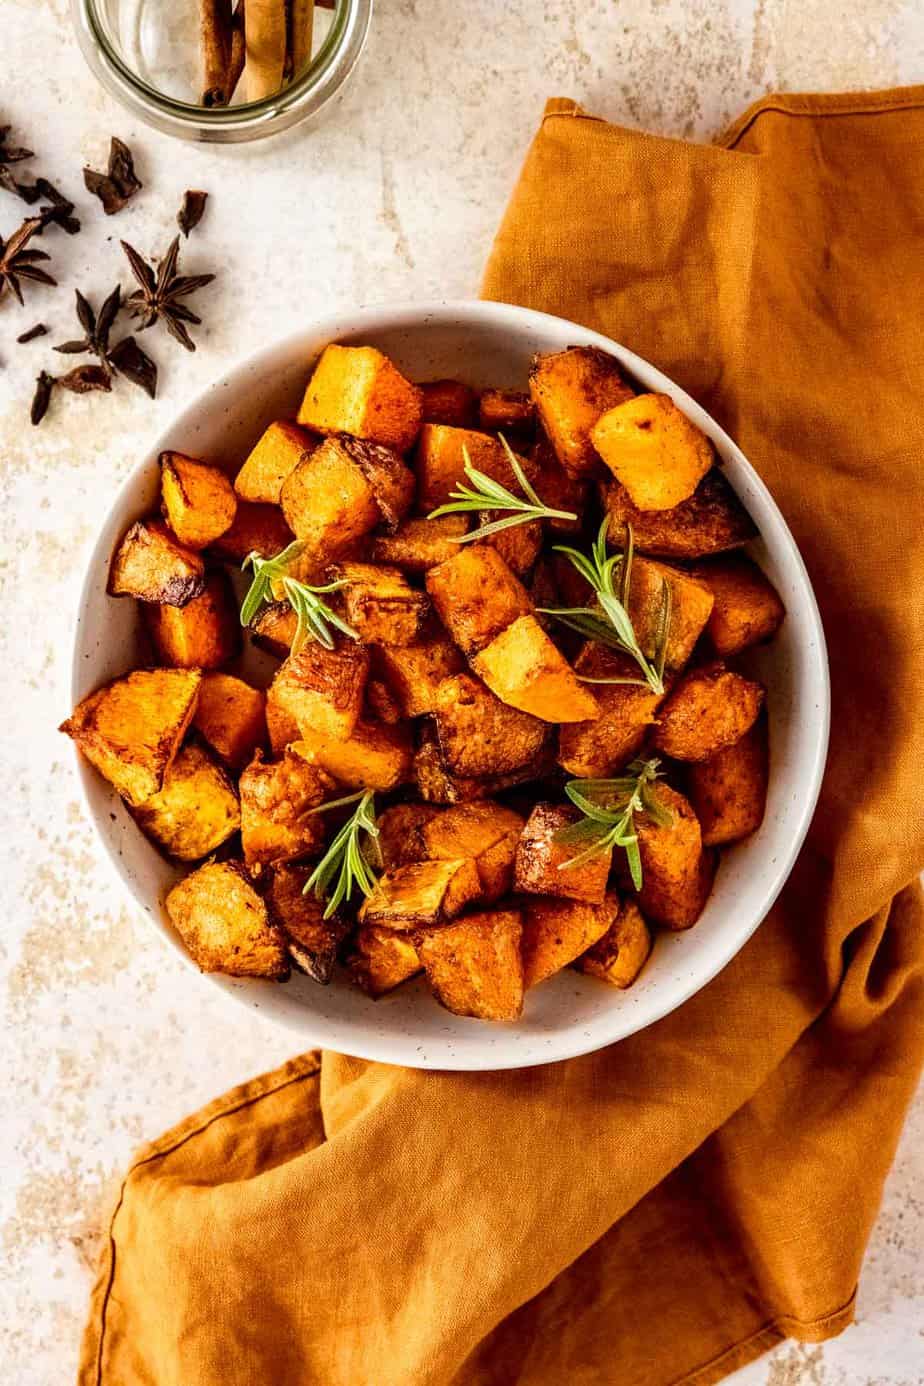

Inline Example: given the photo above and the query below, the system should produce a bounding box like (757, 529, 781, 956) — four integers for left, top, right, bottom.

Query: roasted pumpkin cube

(239, 748, 336, 867)
(478, 388, 536, 434)
(266, 863, 348, 984)
(372, 633, 464, 717)
(365, 677, 403, 724)
(591, 393, 713, 511)
(419, 378, 479, 428)
(358, 858, 482, 930)
(144, 571, 239, 669)
(471, 615, 600, 723)
(431, 672, 548, 777)
(60, 667, 201, 807)
(530, 436, 586, 534)
(691, 556, 786, 656)
(626, 557, 714, 669)
(160, 453, 237, 550)
(334, 562, 430, 646)
(193, 673, 266, 770)
(414, 725, 555, 805)
(250, 601, 298, 658)
(336, 434, 416, 530)
(208, 501, 294, 563)
(297, 343, 423, 453)
(686, 713, 769, 845)
(371, 514, 470, 571)
(635, 783, 716, 929)
(426, 544, 532, 657)
(291, 718, 413, 791)
(165, 860, 289, 979)
(514, 801, 612, 903)
(420, 802, 524, 903)
(280, 436, 381, 559)
(265, 683, 301, 756)
(575, 897, 652, 988)
(415, 425, 535, 511)
(529, 346, 634, 478)
(346, 927, 422, 997)
(271, 640, 369, 741)
(417, 908, 524, 1021)
(133, 742, 240, 861)
(108, 518, 205, 606)
(521, 893, 617, 988)
(653, 661, 764, 762)
(481, 515, 543, 576)
(604, 469, 756, 558)
(558, 645, 668, 777)
(377, 803, 441, 869)
(234, 421, 314, 504)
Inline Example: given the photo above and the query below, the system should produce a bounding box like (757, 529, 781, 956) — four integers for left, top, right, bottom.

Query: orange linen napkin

(79, 91, 924, 1386)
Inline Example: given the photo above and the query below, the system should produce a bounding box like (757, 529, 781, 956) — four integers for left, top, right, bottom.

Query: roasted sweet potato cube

(691, 556, 786, 656)
(160, 453, 237, 550)
(280, 436, 380, 559)
(239, 748, 336, 867)
(529, 346, 634, 478)
(591, 393, 713, 511)
(346, 927, 422, 997)
(431, 672, 547, 777)
(530, 436, 586, 534)
(340, 435, 416, 530)
(271, 641, 369, 741)
(358, 858, 482, 930)
(372, 633, 464, 717)
(472, 615, 600, 723)
(421, 802, 524, 903)
(133, 742, 240, 861)
(291, 718, 412, 792)
(514, 802, 612, 903)
(265, 683, 301, 756)
(208, 502, 294, 563)
(414, 726, 555, 805)
(635, 783, 716, 929)
(653, 661, 764, 762)
(60, 668, 201, 807)
(371, 514, 470, 571)
(604, 470, 756, 558)
(234, 421, 314, 504)
(478, 388, 535, 434)
(558, 646, 667, 777)
(250, 601, 298, 658)
(626, 557, 714, 669)
(415, 425, 535, 511)
(521, 893, 617, 988)
(365, 678, 403, 724)
(481, 516, 543, 576)
(193, 673, 266, 770)
(165, 860, 289, 979)
(108, 518, 205, 606)
(686, 714, 769, 845)
(297, 343, 423, 453)
(266, 863, 348, 983)
(334, 562, 430, 646)
(426, 544, 532, 657)
(144, 571, 239, 669)
(419, 378, 479, 428)
(377, 803, 441, 869)
(575, 897, 652, 988)
(417, 908, 524, 1021)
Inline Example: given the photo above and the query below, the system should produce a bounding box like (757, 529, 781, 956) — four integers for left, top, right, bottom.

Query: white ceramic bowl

(71, 301, 829, 1070)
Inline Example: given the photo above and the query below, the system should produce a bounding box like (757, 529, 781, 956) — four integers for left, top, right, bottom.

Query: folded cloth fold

(80, 90, 924, 1386)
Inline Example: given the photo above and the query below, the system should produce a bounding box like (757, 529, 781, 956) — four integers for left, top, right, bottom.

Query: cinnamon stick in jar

(290, 0, 315, 77)
(244, 0, 288, 101)
(200, 0, 233, 107)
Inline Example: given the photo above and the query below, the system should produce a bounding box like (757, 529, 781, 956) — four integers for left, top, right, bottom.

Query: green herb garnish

(537, 519, 672, 694)
(554, 759, 673, 889)
(240, 540, 358, 654)
(427, 435, 578, 541)
(303, 790, 381, 918)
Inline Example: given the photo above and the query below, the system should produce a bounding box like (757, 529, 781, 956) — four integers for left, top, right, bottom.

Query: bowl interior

(72, 302, 829, 1069)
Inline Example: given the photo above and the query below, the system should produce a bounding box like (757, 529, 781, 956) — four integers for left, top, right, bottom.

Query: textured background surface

(1, 2, 922, 1382)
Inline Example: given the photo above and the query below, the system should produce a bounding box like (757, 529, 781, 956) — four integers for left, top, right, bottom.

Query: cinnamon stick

(226, 1, 247, 102)
(243, 0, 288, 102)
(200, 0, 233, 107)
(290, 0, 314, 77)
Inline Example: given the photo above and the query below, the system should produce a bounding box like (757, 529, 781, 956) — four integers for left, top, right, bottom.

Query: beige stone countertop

(1, 2, 921, 1382)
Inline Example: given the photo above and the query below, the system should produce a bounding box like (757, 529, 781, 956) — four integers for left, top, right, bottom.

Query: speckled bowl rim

(69, 300, 830, 1070)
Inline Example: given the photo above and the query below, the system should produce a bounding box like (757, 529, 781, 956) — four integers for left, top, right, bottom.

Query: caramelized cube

(133, 742, 240, 861)
(604, 470, 756, 558)
(431, 672, 547, 777)
(376, 803, 441, 868)
(239, 748, 336, 867)
(529, 346, 634, 478)
(266, 863, 348, 984)
(419, 378, 479, 428)
(291, 718, 413, 792)
(420, 802, 524, 903)
(626, 557, 714, 669)
(481, 515, 543, 576)
(335, 561, 430, 646)
(558, 645, 667, 777)
(575, 898, 652, 988)
(250, 601, 299, 658)
(234, 421, 314, 504)
(591, 393, 713, 511)
(653, 661, 764, 762)
(414, 725, 556, 805)
(521, 893, 617, 988)
(686, 714, 769, 845)
(635, 783, 716, 929)
(415, 424, 535, 511)
(372, 633, 464, 717)
(471, 615, 600, 723)
(417, 908, 524, 1021)
(144, 571, 239, 669)
(346, 927, 422, 997)
(208, 501, 294, 564)
(160, 453, 237, 550)
(358, 858, 482, 930)
(193, 673, 266, 770)
(371, 514, 470, 571)
(270, 640, 369, 741)
(108, 518, 205, 606)
(514, 801, 612, 903)
(426, 544, 532, 657)
(691, 555, 785, 656)
(478, 388, 535, 434)
(280, 436, 380, 559)
(165, 860, 289, 979)
(297, 343, 423, 453)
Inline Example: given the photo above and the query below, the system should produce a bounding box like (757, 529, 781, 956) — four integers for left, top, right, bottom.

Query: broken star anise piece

(57, 364, 112, 394)
(83, 136, 142, 215)
(121, 235, 215, 352)
(0, 124, 33, 196)
(108, 335, 158, 398)
(0, 216, 56, 304)
(177, 189, 208, 238)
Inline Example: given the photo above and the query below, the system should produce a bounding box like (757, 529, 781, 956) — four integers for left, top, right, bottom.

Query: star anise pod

(84, 137, 141, 216)
(0, 216, 56, 304)
(53, 285, 158, 395)
(121, 235, 215, 352)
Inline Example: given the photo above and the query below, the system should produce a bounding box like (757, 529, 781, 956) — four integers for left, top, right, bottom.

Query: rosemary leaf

(428, 436, 577, 542)
(555, 759, 671, 887)
(240, 542, 357, 653)
(304, 790, 380, 919)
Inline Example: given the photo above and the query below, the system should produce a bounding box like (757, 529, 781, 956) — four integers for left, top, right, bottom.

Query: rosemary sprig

(427, 435, 578, 542)
(554, 759, 673, 889)
(303, 790, 381, 919)
(240, 540, 358, 654)
(537, 519, 672, 694)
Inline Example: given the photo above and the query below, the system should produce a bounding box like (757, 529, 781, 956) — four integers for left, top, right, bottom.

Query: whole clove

(30, 370, 55, 425)
(17, 322, 47, 343)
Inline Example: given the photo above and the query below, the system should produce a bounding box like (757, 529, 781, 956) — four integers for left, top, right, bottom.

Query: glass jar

(71, 0, 373, 143)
